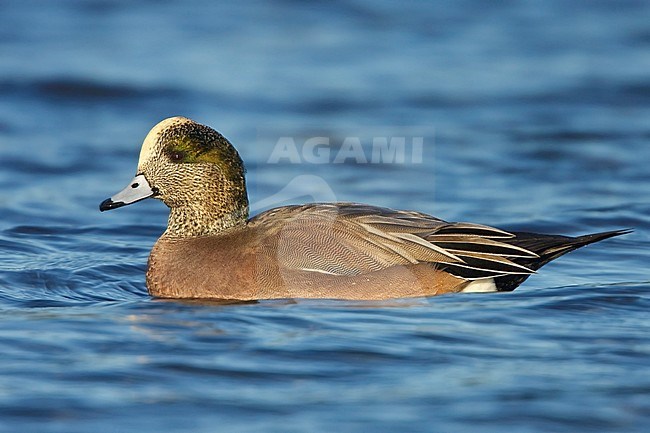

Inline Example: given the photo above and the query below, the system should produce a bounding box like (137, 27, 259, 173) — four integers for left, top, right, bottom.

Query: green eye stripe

(162, 126, 245, 182)
(165, 137, 211, 163)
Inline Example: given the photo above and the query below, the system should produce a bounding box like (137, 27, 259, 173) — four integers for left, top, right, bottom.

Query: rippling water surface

(1, 1, 649, 432)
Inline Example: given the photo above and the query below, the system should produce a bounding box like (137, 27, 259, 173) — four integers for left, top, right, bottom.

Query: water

(1, 1, 649, 432)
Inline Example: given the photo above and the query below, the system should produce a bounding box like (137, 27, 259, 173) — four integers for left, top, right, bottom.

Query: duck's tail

(494, 229, 631, 291)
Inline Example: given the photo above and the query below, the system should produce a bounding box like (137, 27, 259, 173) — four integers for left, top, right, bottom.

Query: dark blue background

(0, 1, 648, 432)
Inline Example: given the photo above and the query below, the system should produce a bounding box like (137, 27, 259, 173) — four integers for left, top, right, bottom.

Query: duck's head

(100, 116, 249, 236)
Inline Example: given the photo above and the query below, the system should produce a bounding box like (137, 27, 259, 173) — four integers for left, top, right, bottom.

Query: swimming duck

(100, 117, 628, 300)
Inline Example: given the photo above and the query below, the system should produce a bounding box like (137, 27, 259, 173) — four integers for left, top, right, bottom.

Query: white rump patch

(461, 278, 498, 293)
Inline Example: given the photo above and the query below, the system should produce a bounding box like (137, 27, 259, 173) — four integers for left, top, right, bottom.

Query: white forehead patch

(137, 116, 192, 169)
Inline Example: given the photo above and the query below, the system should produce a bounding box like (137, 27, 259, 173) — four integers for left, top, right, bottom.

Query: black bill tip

(99, 198, 125, 212)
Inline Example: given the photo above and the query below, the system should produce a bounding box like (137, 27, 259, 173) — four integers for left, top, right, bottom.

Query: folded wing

(251, 203, 539, 280)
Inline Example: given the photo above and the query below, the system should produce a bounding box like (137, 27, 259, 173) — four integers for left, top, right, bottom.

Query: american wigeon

(100, 117, 628, 300)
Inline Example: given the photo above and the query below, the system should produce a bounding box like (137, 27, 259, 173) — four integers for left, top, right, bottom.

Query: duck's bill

(100, 174, 157, 212)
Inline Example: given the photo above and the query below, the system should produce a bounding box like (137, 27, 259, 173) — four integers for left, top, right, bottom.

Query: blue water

(1, 1, 649, 432)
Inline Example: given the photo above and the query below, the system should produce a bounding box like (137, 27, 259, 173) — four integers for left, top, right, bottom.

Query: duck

(100, 116, 628, 300)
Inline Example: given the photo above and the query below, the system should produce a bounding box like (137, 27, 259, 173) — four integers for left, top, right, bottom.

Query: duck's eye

(170, 151, 185, 162)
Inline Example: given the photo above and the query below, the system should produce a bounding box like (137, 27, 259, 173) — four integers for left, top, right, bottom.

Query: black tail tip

(576, 228, 633, 245)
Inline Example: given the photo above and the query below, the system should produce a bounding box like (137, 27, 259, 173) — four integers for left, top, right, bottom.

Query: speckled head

(137, 116, 191, 170)
(137, 116, 246, 183)
(101, 116, 249, 237)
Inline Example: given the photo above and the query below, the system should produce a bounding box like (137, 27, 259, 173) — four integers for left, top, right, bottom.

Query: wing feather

(250, 203, 537, 280)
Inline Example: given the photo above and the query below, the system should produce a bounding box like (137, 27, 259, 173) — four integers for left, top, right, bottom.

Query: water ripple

(1, 1, 649, 432)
